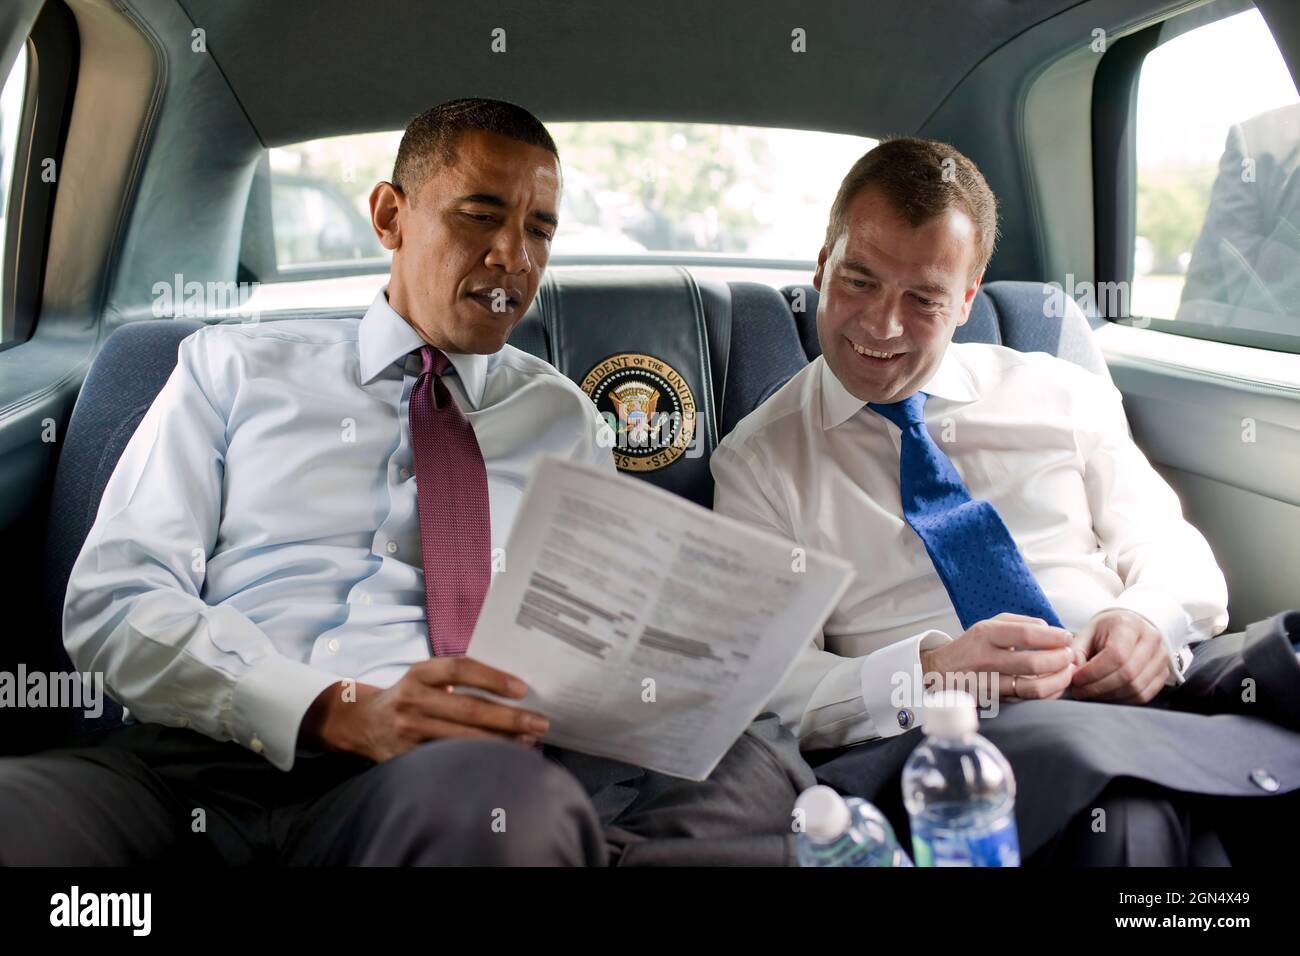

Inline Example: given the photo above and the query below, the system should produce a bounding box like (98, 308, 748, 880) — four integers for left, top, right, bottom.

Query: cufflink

(1250, 768, 1280, 792)
(1169, 644, 1195, 684)
(897, 708, 914, 730)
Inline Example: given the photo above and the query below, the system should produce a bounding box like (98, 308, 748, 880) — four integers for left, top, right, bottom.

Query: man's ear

(956, 270, 984, 327)
(812, 246, 830, 293)
(370, 181, 404, 251)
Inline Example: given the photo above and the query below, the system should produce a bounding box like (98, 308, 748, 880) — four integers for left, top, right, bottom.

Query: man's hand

(920, 612, 1076, 701)
(299, 657, 551, 763)
(1070, 609, 1168, 705)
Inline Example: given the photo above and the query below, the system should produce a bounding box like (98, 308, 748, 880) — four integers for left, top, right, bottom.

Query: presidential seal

(579, 353, 697, 472)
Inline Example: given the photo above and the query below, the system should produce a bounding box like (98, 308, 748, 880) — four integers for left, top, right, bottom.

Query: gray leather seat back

(508, 267, 805, 505)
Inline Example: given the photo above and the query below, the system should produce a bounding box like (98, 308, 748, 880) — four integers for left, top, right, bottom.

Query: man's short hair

(824, 137, 999, 279)
(392, 98, 559, 199)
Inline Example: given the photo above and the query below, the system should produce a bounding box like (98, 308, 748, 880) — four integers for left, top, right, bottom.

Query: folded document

(468, 456, 854, 779)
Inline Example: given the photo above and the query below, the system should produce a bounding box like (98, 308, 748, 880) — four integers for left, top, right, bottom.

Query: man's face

(372, 129, 561, 354)
(813, 186, 982, 404)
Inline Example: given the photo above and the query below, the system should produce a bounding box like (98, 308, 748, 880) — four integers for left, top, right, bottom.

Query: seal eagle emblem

(579, 353, 697, 472)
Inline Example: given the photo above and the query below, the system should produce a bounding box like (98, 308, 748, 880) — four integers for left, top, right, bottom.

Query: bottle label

(911, 814, 1020, 867)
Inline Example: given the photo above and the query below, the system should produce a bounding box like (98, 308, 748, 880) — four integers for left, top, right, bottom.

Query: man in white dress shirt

(0, 99, 810, 866)
(712, 137, 1300, 865)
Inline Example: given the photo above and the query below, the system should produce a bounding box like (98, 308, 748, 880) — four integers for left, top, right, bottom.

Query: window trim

(1091, 22, 1160, 315)
(0, 0, 78, 351)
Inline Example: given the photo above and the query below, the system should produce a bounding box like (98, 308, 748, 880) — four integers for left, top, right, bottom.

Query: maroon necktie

(409, 345, 492, 657)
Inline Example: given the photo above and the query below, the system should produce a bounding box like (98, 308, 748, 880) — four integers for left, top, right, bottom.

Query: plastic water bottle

(902, 689, 1020, 867)
(794, 785, 913, 867)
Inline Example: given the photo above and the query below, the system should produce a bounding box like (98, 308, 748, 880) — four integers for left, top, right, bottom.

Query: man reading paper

(0, 100, 812, 867)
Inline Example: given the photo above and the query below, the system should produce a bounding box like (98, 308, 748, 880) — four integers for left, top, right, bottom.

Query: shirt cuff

(859, 630, 954, 736)
(1099, 585, 1193, 687)
(231, 655, 344, 771)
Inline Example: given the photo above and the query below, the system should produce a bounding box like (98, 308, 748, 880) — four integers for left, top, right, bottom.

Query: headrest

(513, 267, 728, 507)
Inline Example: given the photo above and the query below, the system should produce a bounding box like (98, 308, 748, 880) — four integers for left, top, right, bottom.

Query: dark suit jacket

(808, 610, 1300, 860)
(1177, 104, 1300, 337)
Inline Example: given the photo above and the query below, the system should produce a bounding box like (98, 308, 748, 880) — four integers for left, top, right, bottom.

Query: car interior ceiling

(2, 0, 1300, 754)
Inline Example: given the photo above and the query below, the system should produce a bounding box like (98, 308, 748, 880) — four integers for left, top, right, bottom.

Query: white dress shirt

(711, 343, 1229, 751)
(64, 287, 615, 771)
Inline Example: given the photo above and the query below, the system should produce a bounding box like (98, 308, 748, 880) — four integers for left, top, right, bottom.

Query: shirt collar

(357, 286, 489, 410)
(819, 345, 978, 430)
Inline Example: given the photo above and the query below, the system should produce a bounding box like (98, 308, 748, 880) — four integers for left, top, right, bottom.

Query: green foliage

(551, 122, 772, 252)
(1136, 164, 1218, 271)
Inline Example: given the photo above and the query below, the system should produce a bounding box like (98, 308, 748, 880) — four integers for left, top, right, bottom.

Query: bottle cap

(920, 689, 979, 737)
(795, 785, 851, 842)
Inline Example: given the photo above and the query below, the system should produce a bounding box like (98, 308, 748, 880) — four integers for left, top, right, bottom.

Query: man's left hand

(1070, 609, 1168, 705)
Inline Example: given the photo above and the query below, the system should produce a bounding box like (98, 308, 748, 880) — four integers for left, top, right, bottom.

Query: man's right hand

(919, 612, 1077, 701)
(299, 657, 551, 763)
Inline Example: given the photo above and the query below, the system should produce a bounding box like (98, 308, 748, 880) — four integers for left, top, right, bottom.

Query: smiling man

(0, 99, 810, 867)
(712, 137, 1300, 865)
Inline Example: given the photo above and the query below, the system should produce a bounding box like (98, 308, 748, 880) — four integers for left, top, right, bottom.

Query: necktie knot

(868, 391, 928, 430)
(418, 345, 453, 378)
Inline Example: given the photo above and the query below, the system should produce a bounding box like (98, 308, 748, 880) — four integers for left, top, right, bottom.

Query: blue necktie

(868, 392, 1064, 630)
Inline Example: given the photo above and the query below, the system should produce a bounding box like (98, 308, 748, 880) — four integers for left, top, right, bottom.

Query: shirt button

(385, 540, 398, 555)
(1250, 768, 1280, 792)
(361, 593, 373, 605)
(326, 638, 340, 654)
(399, 467, 412, 481)
(897, 709, 914, 730)
(250, 737, 264, 754)
(174, 716, 189, 728)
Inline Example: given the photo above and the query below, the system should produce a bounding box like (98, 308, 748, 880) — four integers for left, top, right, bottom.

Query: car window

(242, 122, 877, 301)
(1132, 5, 1300, 345)
(271, 175, 386, 270)
(0, 44, 28, 343)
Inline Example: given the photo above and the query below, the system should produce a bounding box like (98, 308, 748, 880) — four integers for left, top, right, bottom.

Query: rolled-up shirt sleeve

(63, 329, 338, 771)
(1082, 375, 1230, 683)
(712, 439, 950, 749)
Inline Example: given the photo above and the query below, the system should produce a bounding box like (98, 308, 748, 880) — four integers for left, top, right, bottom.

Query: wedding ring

(1011, 674, 1019, 697)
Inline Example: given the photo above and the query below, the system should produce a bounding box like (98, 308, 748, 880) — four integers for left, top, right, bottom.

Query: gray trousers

(0, 712, 811, 866)
(810, 610, 1300, 866)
